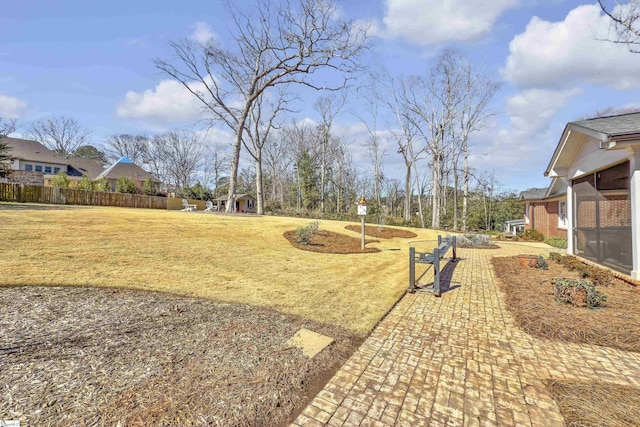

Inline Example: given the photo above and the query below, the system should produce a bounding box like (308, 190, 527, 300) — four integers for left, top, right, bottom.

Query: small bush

(296, 221, 320, 245)
(521, 229, 545, 241)
(553, 278, 607, 308)
(142, 177, 156, 195)
(456, 234, 495, 248)
(537, 256, 548, 270)
(549, 252, 563, 263)
(551, 254, 613, 287)
(94, 178, 111, 192)
(545, 237, 567, 249)
(51, 171, 70, 189)
(77, 175, 94, 191)
(116, 176, 138, 194)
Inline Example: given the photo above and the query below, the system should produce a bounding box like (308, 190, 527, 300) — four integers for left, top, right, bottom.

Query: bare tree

(599, 0, 640, 52)
(151, 131, 205, 193)
(104, 134, 152, 165)
(202, 143, 230, 198)
(315, 94, 345, 214)
(0, 118, 17, 136)
(155, 0, 368, 212)
(263, 129, 292, 207)
(27, 116, 90, 157)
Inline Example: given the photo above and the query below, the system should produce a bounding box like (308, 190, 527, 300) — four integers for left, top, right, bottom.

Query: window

(54, 167, 60, 174)
(25, 164, 33, 171)
(558, 201, 567, 229)
(44, 166, 52, 174)
(35, 165, 42, 172)
(247, 199, 255, 209)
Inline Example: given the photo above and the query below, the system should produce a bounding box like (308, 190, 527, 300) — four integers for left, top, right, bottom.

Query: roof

(505, 219, 525, 225)
(519, 187, 548, 201)
(572, 112, 640, 137)
(3, 137, 68, 165)
(96, 157, 160, 182)
(213, 193, 255, 201)
(67, 157, 105, 179)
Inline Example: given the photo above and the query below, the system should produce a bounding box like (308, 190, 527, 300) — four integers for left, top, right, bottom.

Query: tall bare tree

(155, 0, 368, 212)
(27, 116, 90, 157)
(151, 131, 204, 193)
(315, 95, 345, 214)
(599, 0, 640, 52)
(104, 134, 151, 165)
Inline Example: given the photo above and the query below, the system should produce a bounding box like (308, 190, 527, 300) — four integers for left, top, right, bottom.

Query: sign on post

(358, 196, 367, 250)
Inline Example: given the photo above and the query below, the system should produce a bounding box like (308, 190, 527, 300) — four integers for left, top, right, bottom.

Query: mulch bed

(546, 380, 640, 427)
(0, 286, 360, 426)
(283, 230, 380, 254)
(344, 225, 417, 239)
(491, 256, 640, 352)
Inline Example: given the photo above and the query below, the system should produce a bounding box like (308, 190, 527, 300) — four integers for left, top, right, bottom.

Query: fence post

(438, 234, 442, 247)
(433, 246, 441, 297)
(452, 236, 457, 260)
(408, 247, 415, 293)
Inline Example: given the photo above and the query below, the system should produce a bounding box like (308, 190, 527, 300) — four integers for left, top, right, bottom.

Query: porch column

(566, 182, 574, 255)
(629, 149, 640, 279)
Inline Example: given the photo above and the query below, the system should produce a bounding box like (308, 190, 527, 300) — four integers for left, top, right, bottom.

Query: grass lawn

(0, 204, 440, 335)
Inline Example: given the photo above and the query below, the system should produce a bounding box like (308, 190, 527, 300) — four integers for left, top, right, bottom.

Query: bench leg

(434, 247, 441, 297)
(408, 247, 415, 293)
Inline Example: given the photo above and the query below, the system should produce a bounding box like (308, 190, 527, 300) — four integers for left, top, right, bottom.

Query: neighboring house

(504, 219, 525, 235)
(212, 193, 257, 213)
(4, 137, 74, 184)
(545, 112, 640, 278)
(520, 178, 568, 239)
(96, 157, 161, 192)
(4, 138, 161, 191)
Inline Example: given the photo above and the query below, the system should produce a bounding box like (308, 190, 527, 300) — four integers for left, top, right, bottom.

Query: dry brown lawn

(0, 204, 439, 335)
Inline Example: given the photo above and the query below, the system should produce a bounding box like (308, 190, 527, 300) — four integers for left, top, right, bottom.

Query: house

(96, 157, 161, 192)
(212, 193, 256, 213)
(545, 112, 640, 278)
(520, 178, 568, 239)
(3, 137, 161, 191)
(504, 219, 525, 235)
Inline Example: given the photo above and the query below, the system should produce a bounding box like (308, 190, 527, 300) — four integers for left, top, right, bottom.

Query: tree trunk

(462, 144, 469, 232)
(226, 109, 250, 213)
(404, 162, 411, 224)
(255, 149, 264, 215)
(413, 162, 425, 228)
(431, 157, 440, 229)
(453, 165, 458, 231)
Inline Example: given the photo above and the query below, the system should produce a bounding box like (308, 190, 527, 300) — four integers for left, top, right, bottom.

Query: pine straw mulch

(0, 286, 360, 427)
(344, 225, 417, 239)
(491, 256, 640, 352)
(283, 230, 380, 254)
(546, 380, 640, 427)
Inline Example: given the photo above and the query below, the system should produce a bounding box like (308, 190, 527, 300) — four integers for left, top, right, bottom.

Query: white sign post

(358, 196, 367, 250)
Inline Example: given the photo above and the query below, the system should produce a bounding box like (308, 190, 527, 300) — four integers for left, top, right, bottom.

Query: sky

(2, 0, 640, 193)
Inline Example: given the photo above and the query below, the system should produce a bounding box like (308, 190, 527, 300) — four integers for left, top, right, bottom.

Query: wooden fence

(0, 183, 168, 209)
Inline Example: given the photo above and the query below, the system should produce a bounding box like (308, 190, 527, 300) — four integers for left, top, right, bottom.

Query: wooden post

(361, 216, 365, 250)
(433, 246, 441, 297)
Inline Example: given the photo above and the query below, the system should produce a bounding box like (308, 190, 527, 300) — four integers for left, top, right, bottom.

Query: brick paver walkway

(293, 243, 640, 426)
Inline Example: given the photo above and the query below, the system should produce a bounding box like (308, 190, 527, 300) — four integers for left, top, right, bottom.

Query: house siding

(524, 200, 567, 239)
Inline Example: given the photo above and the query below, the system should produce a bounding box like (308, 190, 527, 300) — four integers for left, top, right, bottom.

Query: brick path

(293, 243, 640, 426)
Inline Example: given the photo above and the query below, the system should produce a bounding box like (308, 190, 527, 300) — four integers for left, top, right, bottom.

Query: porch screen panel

(572, 161, 632, 275)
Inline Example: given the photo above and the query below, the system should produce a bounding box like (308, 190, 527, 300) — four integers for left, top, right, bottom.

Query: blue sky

(2, 0, 640, 193)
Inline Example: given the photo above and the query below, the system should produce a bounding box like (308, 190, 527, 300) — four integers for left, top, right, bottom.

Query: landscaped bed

(0, 286, 359, 426)
(283, 229, 380, 253)
(491, 256, 640, 352)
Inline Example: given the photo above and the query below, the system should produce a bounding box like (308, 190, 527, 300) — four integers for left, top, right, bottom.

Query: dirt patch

(0, 286, 361, 426)
(284, 230, 380, 254)
(344, 224, 417, 239)
(491, 256, 640, 352)
(546, 380, 640, 427)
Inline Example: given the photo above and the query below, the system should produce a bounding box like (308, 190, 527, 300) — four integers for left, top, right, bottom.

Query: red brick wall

(524, 201, 567, 238)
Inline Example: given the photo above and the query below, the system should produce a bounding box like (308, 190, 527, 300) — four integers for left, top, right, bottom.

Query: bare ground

(0, 286, 361, 426)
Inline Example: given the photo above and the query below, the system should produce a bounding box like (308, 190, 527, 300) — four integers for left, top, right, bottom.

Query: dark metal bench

(408, 235, 457, 297)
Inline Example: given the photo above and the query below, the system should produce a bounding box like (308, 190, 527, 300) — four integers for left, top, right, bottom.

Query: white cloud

(190, 22, 216, 45)
(0, 94, 28, 118)
(502, 4, 640, 89)
(382, 0, 518, 45)
(117, 79, 206, 123)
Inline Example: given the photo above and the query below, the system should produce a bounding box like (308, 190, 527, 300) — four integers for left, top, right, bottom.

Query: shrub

(116, 176, 138, 194)
(553, 278, 607, 308)
(549, 252, 563, 263)
(550, 254, 613, 287)
(142, 177, 156, 196)
(456, 234, 495, 248)
(94, 178, 111, 192)
(296, 221, 320, 245)
(51, 171, 70, 188)
(536, 256, 548, 270)
(77, 175, 94, 191)
(545, 237, 567, 249)
(521, 229, 545, 241)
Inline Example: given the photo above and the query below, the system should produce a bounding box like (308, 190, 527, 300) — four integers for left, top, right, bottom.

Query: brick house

(520, 178, 568, 239)
(545, 112, 639, 278)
